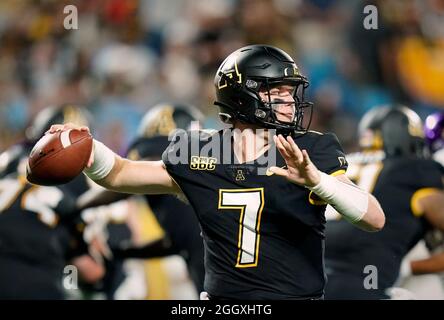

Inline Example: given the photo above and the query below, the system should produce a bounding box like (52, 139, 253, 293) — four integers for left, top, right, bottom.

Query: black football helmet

(358, 105, 425, 157)
(26, 103, 92, 143)
(214, 45, 313, 133)
(127, 103, 204, 160)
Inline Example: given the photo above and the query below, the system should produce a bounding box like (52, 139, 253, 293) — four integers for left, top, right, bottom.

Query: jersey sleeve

(310, 132, 348, 175)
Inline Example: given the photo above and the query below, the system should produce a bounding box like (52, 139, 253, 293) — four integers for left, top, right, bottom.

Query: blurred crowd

(1, 0, 444, 153)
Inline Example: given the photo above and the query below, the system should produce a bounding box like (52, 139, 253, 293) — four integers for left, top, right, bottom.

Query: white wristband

(309, 172, 368, 223)
(83, 140, 116, 181)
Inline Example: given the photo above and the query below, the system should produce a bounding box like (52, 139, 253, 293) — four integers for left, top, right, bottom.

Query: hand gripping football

(27, 129, 93, 186)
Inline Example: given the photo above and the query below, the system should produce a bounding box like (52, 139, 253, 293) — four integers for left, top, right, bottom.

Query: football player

(324, 105, 444, 299)
(396, 112, 444, 280)
(0, 104, 104, 299)
(48, 45, 385, 300)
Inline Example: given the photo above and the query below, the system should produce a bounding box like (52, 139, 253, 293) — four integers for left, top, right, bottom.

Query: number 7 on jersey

(218, 188, 265, 268)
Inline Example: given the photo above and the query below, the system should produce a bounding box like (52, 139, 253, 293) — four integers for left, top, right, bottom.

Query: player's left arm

(271, 134, 385, 232)
(333, 174, 385, 231)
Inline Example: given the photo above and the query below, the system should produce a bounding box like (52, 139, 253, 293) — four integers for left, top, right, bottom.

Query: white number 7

(218, 188, 264, 268)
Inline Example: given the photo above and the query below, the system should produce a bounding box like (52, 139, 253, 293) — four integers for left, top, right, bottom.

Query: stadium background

(0, 0, 444, 300)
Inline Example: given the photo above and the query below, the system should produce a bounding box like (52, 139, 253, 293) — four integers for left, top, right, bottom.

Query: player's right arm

(98, 157, 179, 194)
(48, 123, 180, 195)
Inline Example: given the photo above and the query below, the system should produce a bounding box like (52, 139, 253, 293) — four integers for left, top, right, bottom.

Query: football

(27, 129, 93, 186)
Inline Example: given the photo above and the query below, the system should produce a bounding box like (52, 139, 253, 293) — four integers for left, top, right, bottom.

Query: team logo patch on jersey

(235, 169, 246, 181)
(190, 156, 217, 171)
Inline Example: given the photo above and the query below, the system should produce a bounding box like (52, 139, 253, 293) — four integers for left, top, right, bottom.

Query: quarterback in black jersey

(325, 105, 444, 299)
(47, 45, 385, 300)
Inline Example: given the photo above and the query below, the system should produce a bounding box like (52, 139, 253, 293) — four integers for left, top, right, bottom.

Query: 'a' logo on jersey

(235, 170, 246, 181)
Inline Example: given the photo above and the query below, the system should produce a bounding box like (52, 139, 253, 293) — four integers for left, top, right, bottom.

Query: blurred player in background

(0, 104, 104, 299)
(324, 105, 444, 299)
(394, 111, 444, 298)
(78, 103, 206, 297)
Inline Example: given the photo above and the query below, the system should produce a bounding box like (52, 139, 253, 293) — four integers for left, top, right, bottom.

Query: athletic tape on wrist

(83, 140, 116, 181)
(309, 172, 368, 223)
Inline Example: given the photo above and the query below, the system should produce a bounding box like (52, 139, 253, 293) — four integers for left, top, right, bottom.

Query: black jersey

(0, 173, 84, 299)
(162, 129, 347, 299)
(325, 156, 444, 299)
